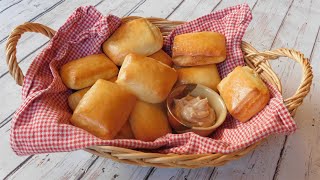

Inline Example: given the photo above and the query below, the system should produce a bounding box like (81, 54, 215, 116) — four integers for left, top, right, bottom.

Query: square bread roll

(217, 66, 270, 122)
(71, 79, 136, 140)
(102, 18, 163, 66)
(172, 32, 226, 66)
(68, 84, 134, 139)
(148, 49, 173, 66)
(129, 101, 171, 141)
(68, 87, 91, 111)
(116, 53, 178, 103)
(115, 121, 135, 139)
(176, 64, 221, 92)
(60, 54, 118, 90)
(67, 77, 117, 111)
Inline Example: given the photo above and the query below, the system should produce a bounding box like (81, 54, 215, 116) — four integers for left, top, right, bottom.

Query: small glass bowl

(166, 84, 227, 137)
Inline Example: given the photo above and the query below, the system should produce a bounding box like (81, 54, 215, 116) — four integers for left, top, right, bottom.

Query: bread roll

(68, 77, 117, 111)
(172, 32, 226, 66)
(116, 53, 177, 103)
(148, 49, 173, 66)
(68, 87, 90, 111)
(71, 79, 136, 140)
(217, 66, 270, 122)
(129, 101, 171, 141)
(109, 76, 117, 82)
(176, 64, 221, 92)
(102, 18, 163, 65)
(115, 121, 135, 139)
(60, 54, 118, 90)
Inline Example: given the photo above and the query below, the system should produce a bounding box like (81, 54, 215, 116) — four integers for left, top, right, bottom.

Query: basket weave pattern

(5, 17, 313, 168)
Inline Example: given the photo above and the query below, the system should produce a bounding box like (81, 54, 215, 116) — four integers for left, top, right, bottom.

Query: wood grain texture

(286, 28, 320, 180)
(167, 0, 221, 21)
(214, 0, 257, 10)
(0, 0, 22, 13)
(0, 0, 64, 43)
(79, 158, 151, 180)
(129, 0, 183, 18)
(5, 151, 97, 180)
(269, 0, 320, 179)
(0, 120, 26, 179)
(145, 167, 214, 180)
(0, 0, 94, 79)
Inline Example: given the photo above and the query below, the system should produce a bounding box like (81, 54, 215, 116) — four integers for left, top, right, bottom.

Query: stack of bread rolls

(60, 18, 270, 141)
(61, 18, 173, 141)
(172, 32, 225, 92)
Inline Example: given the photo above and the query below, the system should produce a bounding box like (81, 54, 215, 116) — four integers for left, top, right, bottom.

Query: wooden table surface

(1, 0, 319, 179)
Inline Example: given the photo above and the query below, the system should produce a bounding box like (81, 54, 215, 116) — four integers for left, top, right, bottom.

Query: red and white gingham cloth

(10, 4, 297, 156)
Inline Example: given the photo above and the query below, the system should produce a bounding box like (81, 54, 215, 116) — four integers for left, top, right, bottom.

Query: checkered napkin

(10, 4, 297, 156)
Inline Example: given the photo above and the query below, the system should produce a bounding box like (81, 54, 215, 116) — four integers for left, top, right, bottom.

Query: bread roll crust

(60, 54, 118, 90)
(71, 80, 136, 140)
(68, 77, 117, 111)
(129, 101, 171, 141)
(102, 18, 163, 65)
(68, 87, 90, 111)
(217, 66, 270, 122)
(176, 64, 221, 92)
(148, 49, 173, 66)
(108, 76, 117, 82)
(173, 55, 226, 66)
(115, 121, 135, 139)
(116, 53, 177, 103)
(172, 32, 226, 66)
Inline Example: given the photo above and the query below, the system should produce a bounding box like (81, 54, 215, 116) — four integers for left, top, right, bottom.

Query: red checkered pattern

(10, 4, 297, 156)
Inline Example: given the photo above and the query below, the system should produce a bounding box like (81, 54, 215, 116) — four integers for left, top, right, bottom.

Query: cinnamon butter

(173, 95, 216, 127)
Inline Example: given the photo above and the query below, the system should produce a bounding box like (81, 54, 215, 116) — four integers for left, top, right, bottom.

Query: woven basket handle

(242, 42, 313, 115)
(5, 22, 56, 86)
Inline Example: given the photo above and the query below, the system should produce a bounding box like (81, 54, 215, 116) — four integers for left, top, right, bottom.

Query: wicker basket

(6, 17, 313, 168)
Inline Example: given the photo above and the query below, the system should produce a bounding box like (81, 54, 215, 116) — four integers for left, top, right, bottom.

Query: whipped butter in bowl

(167, 84, 227, 137)
(174, 95, 216, 127)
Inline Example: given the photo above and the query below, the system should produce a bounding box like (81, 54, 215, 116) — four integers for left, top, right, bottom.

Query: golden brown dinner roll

(172, 32, 226, 66)
(71, 79, 136, 140)
(115, 121, 135, 139)
(217, 66, 270, 122)
(129, 101, 171, 141)
(116, 53, 178, 103)
(68, 75, 117, 111)
(60, 54, 118, 90)
(176, 64, 221, 92)
(109, 76, 117, 82)
(68, 87, 90, 111)
(148, 49, 173, 66)
(102, 18, 163, 65)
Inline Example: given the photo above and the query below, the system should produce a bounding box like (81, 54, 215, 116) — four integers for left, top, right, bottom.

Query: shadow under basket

(5, 16, 313, 168)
